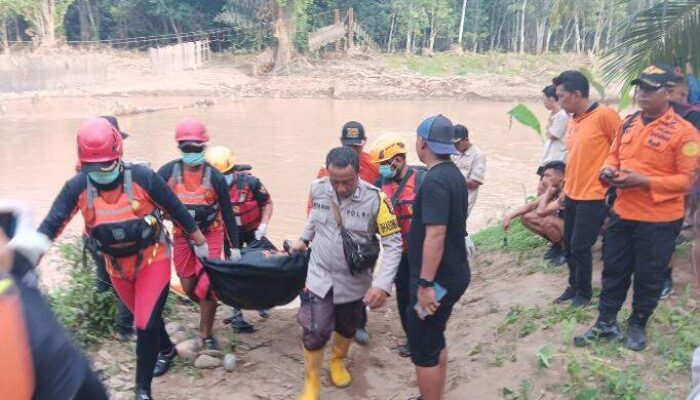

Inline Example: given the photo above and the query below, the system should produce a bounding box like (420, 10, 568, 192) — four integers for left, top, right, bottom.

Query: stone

(176, 339, 201, 362)
(194, 355, 222, 369)
(170, 330, 188, 345)
(165, 322, 185, 336)
(223, 354, 237, 372)
(198, 349, 223, 359)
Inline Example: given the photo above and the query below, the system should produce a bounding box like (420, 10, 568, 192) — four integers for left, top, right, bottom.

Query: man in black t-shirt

(407, 114, 470, 400)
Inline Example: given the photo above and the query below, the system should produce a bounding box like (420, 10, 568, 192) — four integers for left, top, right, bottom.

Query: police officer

(291, 147, 402, 400)
(367, 134, 425, 357)
(575, 66, 699, 351)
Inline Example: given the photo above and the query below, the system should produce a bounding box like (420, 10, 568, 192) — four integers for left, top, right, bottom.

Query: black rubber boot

(153, 347, 177, 377)
(398, 342, 411, 358)
(574, 311, 623, 347)
(659, 277, 674, 300)
(553, 286, 577, 304)
(202, 336, 220, 351)
(571, 295, 591, 309)
(625, 313, 649, 352)
(135, 387, 153, 400)
(544, 243, 563, 260)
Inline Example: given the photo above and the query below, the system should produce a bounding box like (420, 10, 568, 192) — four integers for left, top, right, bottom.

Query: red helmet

(175, 117, 209, 143)
(77, 118, 123, 163)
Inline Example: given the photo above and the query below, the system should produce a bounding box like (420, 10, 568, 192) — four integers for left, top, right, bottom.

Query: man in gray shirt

(292, 147, 403, 400)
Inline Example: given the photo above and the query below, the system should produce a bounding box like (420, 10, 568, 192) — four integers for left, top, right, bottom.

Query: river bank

(51, 222, 698, 400)
(0, 51, 595, 121)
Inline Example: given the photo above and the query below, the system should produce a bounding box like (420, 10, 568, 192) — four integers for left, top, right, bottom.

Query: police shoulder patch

(683, 141, 699, 157)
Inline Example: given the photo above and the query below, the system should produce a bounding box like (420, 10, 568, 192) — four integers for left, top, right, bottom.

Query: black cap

(631, 65, 678, 89)
(453, 124, 469, 141)
(417, 114, 457, 155)
(341, 121, 366, 146)
(100, 115, 129, 139)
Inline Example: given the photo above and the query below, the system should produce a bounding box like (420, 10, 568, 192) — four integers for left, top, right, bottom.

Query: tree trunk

(519, 0, 528, 54)
(472, 0, 480, 52)
(604, 0, 613, 53)
(170, 17, 181, 43)
(458, 0, 467, 46)
(405, 23, 412, 55)
(544, 25, 553, 53)
(14, 16, 21, 42)
(387, 13, 395, 53)
(39, 0, 57, 47)
(488, 0, 498, 50)
(86, 0, 99, 40)
(573, 11, 581, 55)
(1, 20, 9, 54)
(560, 19, 572, 53)
(591, 0, 606, 54)
(535, 20, 545, 54)
(78, 0, 90, 41)
(272, 0, 295, 74)
(429, 10, 436, 52)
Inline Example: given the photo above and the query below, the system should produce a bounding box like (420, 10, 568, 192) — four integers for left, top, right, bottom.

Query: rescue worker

(205, 145, 274, 333)
(552, 70, 622, 308)
(291, 147, 403, 400)
(367, 134, 425, 357)
(575, 66, 699, 352)
(311, 120, 380, 344)
(158, 118, 241, 350)
(1, 202, 108, 400)
(36, 118, 208, 400)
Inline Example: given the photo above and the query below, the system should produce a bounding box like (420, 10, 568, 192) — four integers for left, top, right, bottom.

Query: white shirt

(451, 145, 486, 217)
(540, 109, 569, 165)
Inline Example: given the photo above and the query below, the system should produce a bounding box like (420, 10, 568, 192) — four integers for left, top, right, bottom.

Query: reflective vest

(168, 162, 220, 233)
(229, 173, 262, 233)
(81, 166, 164, 280)
(380, 167, 425, 251)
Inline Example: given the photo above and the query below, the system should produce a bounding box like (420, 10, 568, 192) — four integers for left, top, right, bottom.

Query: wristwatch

(418, 278, 435, 288)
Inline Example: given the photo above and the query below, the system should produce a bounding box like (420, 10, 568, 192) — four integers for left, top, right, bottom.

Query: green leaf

(618, 79, 636, 112)
(536, 343, 552, 369)
(579, 67, 606, 100)
(508, 104, 542, 137)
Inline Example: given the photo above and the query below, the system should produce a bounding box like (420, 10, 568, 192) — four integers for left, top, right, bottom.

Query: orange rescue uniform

(604, 107, 700, 222)
(564, 104, 622, 200)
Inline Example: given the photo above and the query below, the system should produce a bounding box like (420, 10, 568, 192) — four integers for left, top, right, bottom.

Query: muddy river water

(0, 97, 546, 281)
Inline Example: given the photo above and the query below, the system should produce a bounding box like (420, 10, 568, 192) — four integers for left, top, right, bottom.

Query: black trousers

(92, 244, 134, 333)
(563, 197, 608, 299)
(599, 214, 683, 321)
(136, 287, 173, 391)
(358, 253, 410, 336)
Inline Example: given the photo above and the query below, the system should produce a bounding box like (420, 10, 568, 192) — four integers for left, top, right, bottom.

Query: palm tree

(601, 0, 700, 85)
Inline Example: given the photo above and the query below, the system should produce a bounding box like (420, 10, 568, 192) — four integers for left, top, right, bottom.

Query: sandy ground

(93, 242, 699, 400)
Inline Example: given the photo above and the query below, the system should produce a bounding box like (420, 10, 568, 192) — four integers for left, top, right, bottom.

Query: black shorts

(406, 279, 468, 368)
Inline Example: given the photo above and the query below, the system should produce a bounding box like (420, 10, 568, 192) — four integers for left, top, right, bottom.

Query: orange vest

(168, 162, 221, 235)
(229, 174, 262, 233)
(0, 277, 34, 400)
(80, 168, 167, 280)
(380, 167, 423, 251)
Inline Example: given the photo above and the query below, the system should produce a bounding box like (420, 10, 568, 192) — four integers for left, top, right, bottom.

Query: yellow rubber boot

(329, 333, 353, 388)
(299, 348, 323, 400)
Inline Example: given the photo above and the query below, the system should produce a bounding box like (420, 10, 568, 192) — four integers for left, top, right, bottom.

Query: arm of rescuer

(364, 191, 403, 309)
(210, 168, 241, 249)
(467, 151, 486, 190)
(251, 176, 273, 238)
(294, 186, 317, 252)
(416, 178, 450, 316)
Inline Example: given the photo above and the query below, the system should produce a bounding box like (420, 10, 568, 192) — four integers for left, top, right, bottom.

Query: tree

(15, 0, 76, 46)
(602, 0, 700, 84)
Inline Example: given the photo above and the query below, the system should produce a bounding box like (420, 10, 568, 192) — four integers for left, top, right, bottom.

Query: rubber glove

(193, 242, 209, 259)
(254, 223, 268, 241)
(229, 248, 241, 261)
(0, 200, 52, 266)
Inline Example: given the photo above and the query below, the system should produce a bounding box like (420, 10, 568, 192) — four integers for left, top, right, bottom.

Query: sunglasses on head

(83, 160, 120, 172)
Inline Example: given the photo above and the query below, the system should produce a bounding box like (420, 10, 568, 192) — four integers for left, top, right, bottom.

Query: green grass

(378, 52, 591, 79)
(48, 239, 118, 348)
(472, 219, 547, 253)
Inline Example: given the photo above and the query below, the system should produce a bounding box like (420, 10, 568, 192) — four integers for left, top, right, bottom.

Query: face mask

(182, 151, 205, 166)
(225, 173, 234, 186)
(379, 164, 396, 179)
(88, 164, 121, 185)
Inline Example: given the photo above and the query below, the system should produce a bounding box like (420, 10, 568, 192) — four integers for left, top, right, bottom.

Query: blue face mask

(182, 151, 205, 166)
(379, 164, 396, 179)
(88, 164, 121, 185)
